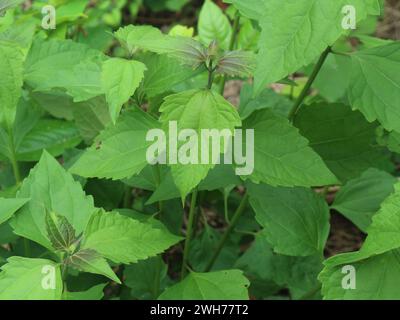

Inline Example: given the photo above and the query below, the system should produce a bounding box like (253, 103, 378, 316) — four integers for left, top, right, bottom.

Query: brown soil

(377, 0, 400, 40)
(325, 212, 366, 257)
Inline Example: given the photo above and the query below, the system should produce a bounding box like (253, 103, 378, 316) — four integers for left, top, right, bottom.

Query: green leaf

(66, 248, 121, 284)
(24, 39, 105, 102)
(0, 0, 24, 16)
(235, 232, 323, 299)
(147, 164, 240, 204)
(310, 54, 352, 102)
(70, 108, 159, 180)
(0, 197, 29, 225)
(239, 84, 292, 119)
(0, 40, 24, 128)
(332, 168, 396, 232)
(248, 183, 330, 256)
(216, 50, 256, 77)
(81, 210, 182, 264)
(56, 0, 88, 23)
(243, 109, 338, 187)
(45, 211, 77, 252)
(15, 119, 82, 161)
(66, 283, 107, 300)
(225, 0, 268, 20)
(101, 58, 146, 123)
(31, 90, 74, 121)
(72, 96, 112, 144)
(234, 233, 282, 298)
(10, 151, 96, 251)
(320, 249, 400, 299)
(0, 257, 62, 300)
(198, 0, 232, 50)
(114, 25, 207, 68)
(253, 0, 379, 94)
(159, 270, 250, 300)
(294, 103, 391, 183)
(138, 53, 201, 98)
(0, 20, 36, 54)
(348, 42, 400, 133)
(124, 256, 168, 299)
(320, 182, 400, 299)
(376, 127, 400, 154)
(237, 18, 260, 51)
(159, 89, 241, 199)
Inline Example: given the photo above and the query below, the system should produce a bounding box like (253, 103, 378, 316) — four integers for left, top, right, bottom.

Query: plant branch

(153, 257, 162, 298)
(7, 128, 21, 184)
(180, 188, 198, 279)
(288, 46, 331, 122)
(61, 261, 69, 300)
(152, 164, 164, 214)
(123, 186, 133, 208)
(207, 60, 214, 90)
(205, 192, 249, 272)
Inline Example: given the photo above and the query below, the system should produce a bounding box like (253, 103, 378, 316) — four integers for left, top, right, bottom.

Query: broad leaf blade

(253, 0, 379, 94)
(0, 197, 29, 225)
(294, 103, 391, 183)
(70, 108, 159, 180)
(198, 0, 232, 50)
(159, 270, 250, 300)
(159, 89, 241, 199)
(0, 40, 24, 128)
(101, 58, 146, 123)
(243, 109, 338, 187)
(332, 168, 396, 232)
(248, 183, 330, 256)
(0, 257, 62, 300)
(82, 210, 182, 264)
(45, 211, 77, 252)
(66, 248, 121, 284)
(348, 42, 400, 133)
(10, 151, 96, 251)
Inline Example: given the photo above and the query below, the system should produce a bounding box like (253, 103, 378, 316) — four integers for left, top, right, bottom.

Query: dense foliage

(0, 0, 399, 300)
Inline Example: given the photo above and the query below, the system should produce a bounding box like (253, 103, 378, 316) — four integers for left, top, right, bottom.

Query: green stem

(223, 192, 230, 224)
(207, 61, 214, 90)
(152, 165, 163, 214)
(288, 46, 331, 122)
(23, 238, 31, 257)
(7, 129, 21, 184)
(153, 257, 162, 298)
(61, 262, 68, 300)
(205, 192, 249, 272)
(219, 14, 241, 95)
(123, 186, 133, 209)
(180, 188, 198, 279)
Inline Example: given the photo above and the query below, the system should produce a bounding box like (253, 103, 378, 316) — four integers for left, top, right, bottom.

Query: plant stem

(180, 188, 198, 279)
(152, 165, 163, 214)
(219, 13, 241, 95)
(153, 257, 162, 298)
(23, 239, 31, 257)
(205, 192, 249, 272)
(123, 186, 133, 208)
(288, 46, 331, 122)
(61, 262, 69, 300)
(207, 61, 214, 90)
(7, 129, 21, 184)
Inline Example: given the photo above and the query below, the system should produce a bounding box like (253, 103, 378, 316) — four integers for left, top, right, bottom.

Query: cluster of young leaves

(1, 0, 400, 301)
